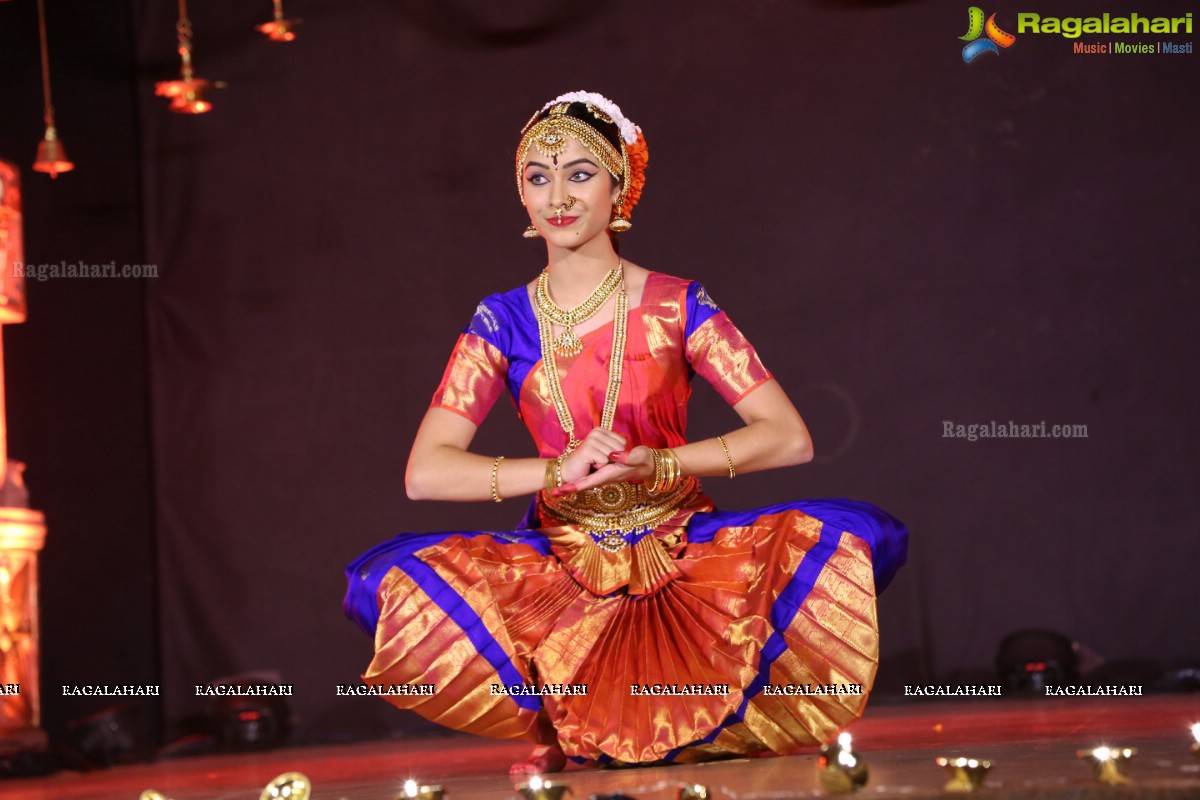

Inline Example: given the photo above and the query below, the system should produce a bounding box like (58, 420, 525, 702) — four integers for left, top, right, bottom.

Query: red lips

(547, 216, 579, 227)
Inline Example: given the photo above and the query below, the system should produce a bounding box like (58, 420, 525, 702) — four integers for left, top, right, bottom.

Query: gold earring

(523, 223, 541, 239)
(608, 215, 631, 233)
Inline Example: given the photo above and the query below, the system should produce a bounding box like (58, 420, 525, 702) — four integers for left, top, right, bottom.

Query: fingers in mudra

(584, 427, 626, 455)
(554, 445, 655, 495)
(563, 429, 626, 482)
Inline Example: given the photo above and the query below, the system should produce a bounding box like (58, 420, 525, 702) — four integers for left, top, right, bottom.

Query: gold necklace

(536, 269, 628, 455)
(535, 261, 623, 356)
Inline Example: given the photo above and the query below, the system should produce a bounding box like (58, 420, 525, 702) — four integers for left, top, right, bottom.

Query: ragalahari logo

(960, 7, 1017, 62)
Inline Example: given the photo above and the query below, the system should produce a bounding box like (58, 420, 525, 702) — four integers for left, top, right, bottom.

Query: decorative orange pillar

(0, 159, 49, 756)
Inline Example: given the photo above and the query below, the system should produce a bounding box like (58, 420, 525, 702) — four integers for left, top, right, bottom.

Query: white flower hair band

(541, 91, 641, 145)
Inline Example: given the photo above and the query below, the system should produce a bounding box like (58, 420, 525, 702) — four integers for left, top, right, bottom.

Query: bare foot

(509, 743, 567, 779)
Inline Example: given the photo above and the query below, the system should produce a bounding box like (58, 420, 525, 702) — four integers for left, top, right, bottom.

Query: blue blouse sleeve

(429, 296, 512, 426)
(682, 281, 774, 405)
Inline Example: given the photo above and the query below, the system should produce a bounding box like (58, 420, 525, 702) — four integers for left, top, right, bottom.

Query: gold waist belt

(538, 477, 701, 544)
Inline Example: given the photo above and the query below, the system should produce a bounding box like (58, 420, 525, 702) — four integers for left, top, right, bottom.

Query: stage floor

(4, 695, 1199, 799)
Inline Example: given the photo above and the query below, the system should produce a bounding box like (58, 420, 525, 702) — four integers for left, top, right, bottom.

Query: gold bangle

(491, 456, 505, 502)
(716, 435, 736, 479)
(667, 450, 686, 494)
(545, 454, 567, 492)
(650, 448, 682, 494)
(648, 448, 664, 493)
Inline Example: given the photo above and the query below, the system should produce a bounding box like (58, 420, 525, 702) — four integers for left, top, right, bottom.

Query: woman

(344, 91, 907, 775)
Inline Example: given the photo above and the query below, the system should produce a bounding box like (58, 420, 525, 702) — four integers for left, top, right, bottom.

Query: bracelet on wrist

(648, 448, 663, 492)
(491, 455, 505, 503)
(716, 434, 736, 479)
(545, 454, 566, 492)
(649, 447, 682, 494)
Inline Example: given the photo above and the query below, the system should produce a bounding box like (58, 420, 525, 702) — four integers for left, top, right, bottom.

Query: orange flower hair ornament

(516, 91, 648, 232)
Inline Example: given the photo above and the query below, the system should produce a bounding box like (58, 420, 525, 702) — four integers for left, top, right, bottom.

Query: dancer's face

(521, 135, 620, 248)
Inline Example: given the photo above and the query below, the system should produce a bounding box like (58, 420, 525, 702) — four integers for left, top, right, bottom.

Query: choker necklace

(536, 265, 628, 455)
(535, 261, 623, 357)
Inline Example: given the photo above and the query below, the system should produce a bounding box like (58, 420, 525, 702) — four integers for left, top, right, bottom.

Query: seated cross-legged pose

(343, 90, 909, 776)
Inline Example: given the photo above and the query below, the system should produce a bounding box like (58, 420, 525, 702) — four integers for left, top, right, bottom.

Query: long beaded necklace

(536, 265, 628, 455)
(535, 261, 623, 357)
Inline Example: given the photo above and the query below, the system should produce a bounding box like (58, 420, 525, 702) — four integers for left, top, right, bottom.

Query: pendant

(553, 327, 583, 357)
(595, 532, 629, 552)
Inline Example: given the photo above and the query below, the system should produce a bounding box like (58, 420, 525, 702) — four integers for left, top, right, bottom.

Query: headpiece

(516, 91, 649, 231)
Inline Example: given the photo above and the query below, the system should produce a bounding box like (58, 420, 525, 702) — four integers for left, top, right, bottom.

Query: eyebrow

(525, 158, 599, 171)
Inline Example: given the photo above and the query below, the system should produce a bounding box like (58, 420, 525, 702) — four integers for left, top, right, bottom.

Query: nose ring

(554, 196, 578, 223)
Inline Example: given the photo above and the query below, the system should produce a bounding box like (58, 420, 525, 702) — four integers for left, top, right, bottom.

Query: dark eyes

(526, 170, 596, 186)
